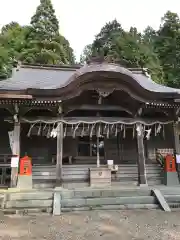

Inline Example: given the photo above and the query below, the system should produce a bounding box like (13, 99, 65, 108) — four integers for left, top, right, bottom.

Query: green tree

(0, 22, 31, 62)
(93, 19, 124, 57)
(155, 11, 180, 87)
(112, 32, 164, 83)
(80, 44, 93, 63)
(143, 26, 157, 45)
(0, 47, 13, 79)
(0, 22, 29, 79)
(30, 0, 59, 39)
(0, 0, 75, 78)
(81, 20, 164, 83)
(22, 0, 75, 64)
(1, 22, 20, 34)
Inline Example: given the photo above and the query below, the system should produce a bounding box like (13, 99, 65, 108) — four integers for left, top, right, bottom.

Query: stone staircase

(55, 187, 159, 213)
(55, 186, 180, 214)
(32, 163, 163, 189)
(1, 186, 180, 215)
(0, 187, 160, 215)
(32, 165, 56, 188)
(160, 187, 180, 210)
(0, 190, 53, 214)
(146, 164, 163, 185)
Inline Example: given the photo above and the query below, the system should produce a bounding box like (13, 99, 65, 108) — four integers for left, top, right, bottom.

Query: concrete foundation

(139, 184, 148, 187)
(163, 172, 179, 186)
(53, 187, 62, 215)
(17, 175, 33, 189)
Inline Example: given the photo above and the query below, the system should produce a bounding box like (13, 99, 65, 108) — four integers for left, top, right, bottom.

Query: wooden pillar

(173, 122, 180, 175)
(136, 123, 147, 185)
(56, 122, 63, 186)
(173, 122, 180, 154)
(10, 121, 20, 188)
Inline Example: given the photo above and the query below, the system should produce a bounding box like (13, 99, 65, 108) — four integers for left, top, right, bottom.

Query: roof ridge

(20, 62, 146, 74)
(21, 63, 81, 71)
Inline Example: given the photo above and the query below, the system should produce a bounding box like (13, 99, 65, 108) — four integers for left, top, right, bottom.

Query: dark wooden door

(118, 128, 138, 164)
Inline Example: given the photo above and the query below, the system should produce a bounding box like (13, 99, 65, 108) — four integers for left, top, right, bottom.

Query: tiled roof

(132, 73, 180, 94)
(0, 65, 78, 90)
(0, 63, 179, 96)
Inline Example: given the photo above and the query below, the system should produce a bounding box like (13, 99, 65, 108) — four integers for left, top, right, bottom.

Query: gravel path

(0, 210, 180, 240)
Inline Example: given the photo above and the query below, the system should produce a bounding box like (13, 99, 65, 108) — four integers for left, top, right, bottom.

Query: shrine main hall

(0, 59, 179, 189)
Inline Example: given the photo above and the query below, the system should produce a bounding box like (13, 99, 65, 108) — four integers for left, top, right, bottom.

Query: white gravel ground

(0, 210, 180, 240)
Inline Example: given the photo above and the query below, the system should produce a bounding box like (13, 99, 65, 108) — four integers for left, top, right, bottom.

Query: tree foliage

(22, 0, 75, 65)
(154, 11, 180, 87)
(81, 20, 164, 84)
(81, 12, 180, 87)
(30, 0, 59, 39)
(0, 46, 13, 79)
(0, 0, 75, 79)
(1, 7, 180, 88)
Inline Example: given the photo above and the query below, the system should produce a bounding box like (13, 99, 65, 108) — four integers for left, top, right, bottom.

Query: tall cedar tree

(21, 0, 74, 64)
(30, 0, 59, 39)
(155, 11, 180, 87)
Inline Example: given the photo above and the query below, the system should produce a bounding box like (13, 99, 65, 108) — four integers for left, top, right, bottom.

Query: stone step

(61, 204, 159, 212)
(61, 189, 152, 199)
(2, 207, 52, 215)
(165, 195, 180, 203)
(33, 182, 56, 189)
(5, 199, 53, 209)
(32, 164, 162, 188)
(6, 192, 53, 201)
(32, 164, 160, 169)
(160, 188, 180, 195)
(61, 196, 157, 208)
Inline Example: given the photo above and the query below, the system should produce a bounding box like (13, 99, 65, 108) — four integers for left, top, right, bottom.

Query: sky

(0, 0, 180, 61)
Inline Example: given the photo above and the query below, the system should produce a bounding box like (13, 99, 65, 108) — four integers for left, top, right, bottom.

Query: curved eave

(26, 63, 180, 100)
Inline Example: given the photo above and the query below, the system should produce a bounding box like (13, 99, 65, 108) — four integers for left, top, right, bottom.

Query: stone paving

(0, 210, 180, 240)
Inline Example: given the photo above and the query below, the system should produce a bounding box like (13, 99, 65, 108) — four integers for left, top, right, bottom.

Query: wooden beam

(64, 104, 133, 115)
(136, 123, 147, 185)
(10, 121, 20, 188)
(56, 122, 63, 185)
(0, 94, 32, 99)
(173, 122, 180, 154)
(173, 122, 180, 178)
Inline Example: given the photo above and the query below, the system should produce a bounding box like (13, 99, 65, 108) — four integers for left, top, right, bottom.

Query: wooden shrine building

(0, 59, 180, 188)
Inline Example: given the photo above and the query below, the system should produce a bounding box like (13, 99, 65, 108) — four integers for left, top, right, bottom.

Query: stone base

(163, 172, 179, 186)
(53, 191, 61, 215)
(139, 184, 148, 187)
(17, 175, 33, 189)
(90, 167, 111, 187)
